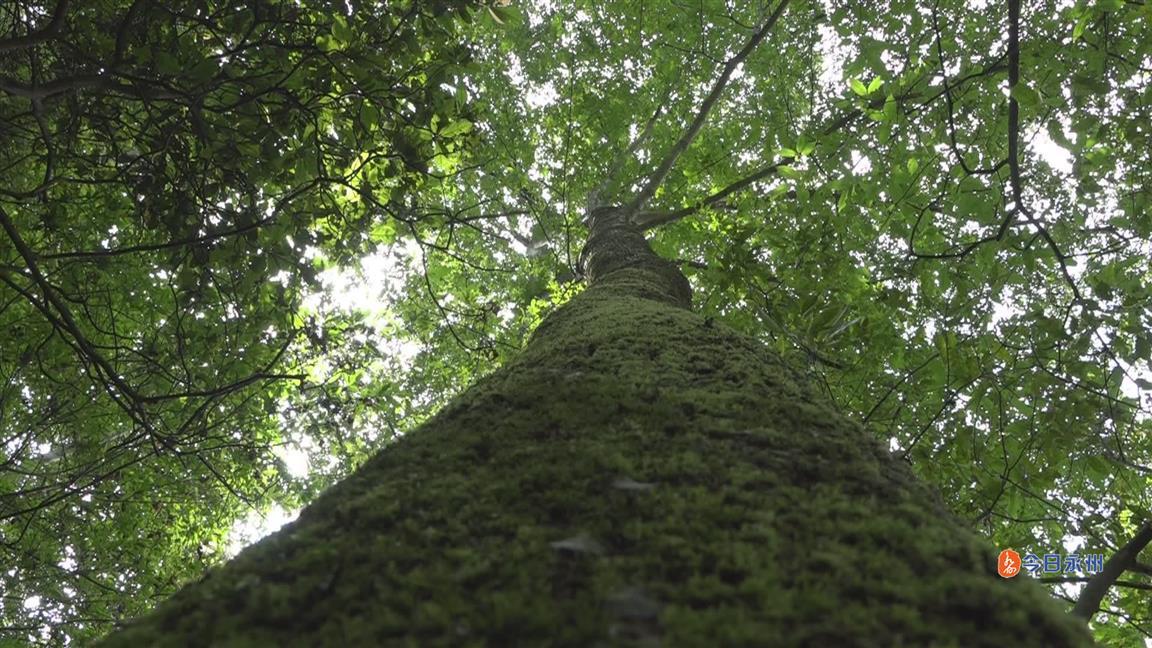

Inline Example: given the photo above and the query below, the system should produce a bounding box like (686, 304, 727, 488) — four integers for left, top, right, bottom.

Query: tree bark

(99, 208, 1091, 646)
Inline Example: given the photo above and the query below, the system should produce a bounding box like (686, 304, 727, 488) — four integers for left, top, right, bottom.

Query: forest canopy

(1, 0, 1150, 644)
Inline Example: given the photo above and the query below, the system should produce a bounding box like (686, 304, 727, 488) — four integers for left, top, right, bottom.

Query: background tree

(0, 0, 479, 643)
(3, 0, 1151, 644)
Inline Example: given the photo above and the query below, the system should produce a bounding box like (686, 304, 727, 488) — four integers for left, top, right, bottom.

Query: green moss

(98, 263, 1092, 647)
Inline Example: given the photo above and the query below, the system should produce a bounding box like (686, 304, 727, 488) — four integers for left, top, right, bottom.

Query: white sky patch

(274, 439, 312, 479)
(299, 240, 426, 372)
(502, 46, 559, 108)
(1063, 533, 1086, 553)
(524, 0, 554, 28)
(1116, 357, 1145, 401)
(306, 240, 418, 313)
(1030, 129, 1073, 175)
(526, 81, 559, 108)
(505, 52, 527, 91)
(225, 504, 300, 558)
(990, 287, 1021, 326)
(815, 21, 847, 89)
(848, 149, 873, 175)
(58, 546, 77, 572)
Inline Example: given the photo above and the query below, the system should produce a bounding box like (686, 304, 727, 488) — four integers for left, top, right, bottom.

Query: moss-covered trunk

(100, 208, 1091, 646)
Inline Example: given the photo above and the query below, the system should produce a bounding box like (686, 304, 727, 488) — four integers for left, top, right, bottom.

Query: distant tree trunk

(99, 207, 1091, 647)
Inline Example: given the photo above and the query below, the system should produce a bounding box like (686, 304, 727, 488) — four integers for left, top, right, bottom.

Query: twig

(930, 0, 1007, 177)
(1040, 576, 1152, 592)
(633, 160, 785, 229)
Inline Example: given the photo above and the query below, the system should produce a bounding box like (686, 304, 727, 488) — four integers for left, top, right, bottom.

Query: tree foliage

(2, 0, 1151, 644)
(0, 0, 477, 643)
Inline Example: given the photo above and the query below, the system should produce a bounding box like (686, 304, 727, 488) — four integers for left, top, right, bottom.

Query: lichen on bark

(98, 207, 1092, 647)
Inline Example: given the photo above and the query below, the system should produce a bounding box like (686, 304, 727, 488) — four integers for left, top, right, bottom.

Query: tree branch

(626, 0, 790, 214)
(632, 104, 862, 230)
(42, 177, 323, 261)
(0, 205, 150, 431)
(1072, 522, 1152, 619)
(587, 72, 680, 213)
(0, 73, 107, 100)
(930, 0, 1008, 177)
(0, 0, 69, 53)
(1006, 0, 1022, 205)
(633, 159, 785, 229)
(630, 36, 1008, 232)
(1040, 575, 1152, 592)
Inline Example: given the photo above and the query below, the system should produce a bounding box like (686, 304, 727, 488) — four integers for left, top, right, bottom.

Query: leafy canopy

(2, 0, 1151, 645)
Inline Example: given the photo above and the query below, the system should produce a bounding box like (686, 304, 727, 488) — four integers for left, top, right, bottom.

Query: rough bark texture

(100, 209, 1092, 646)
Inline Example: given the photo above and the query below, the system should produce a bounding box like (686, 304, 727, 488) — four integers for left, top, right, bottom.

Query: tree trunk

(99, 208, 1091, 646)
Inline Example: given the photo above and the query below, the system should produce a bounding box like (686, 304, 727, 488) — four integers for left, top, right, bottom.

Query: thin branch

(1131, 562, 1152, 577)
(907, 200, 1016, 260)
(195, 454, 256, 507)
(1072, 522, 1152, 619)
(633, 100, 863, 230)
(0, 0, 69, 53)
(626, 0, 790, 214)
(1006, 0, 1022, 205)
(1088, 606, 1152, 640)
(930, 0, 1007, 177)
(862, 352, 940, 424)
(0, 73, 107, 100)
(42, 178, 323, 261)
(0, 206, 150, 432)
(633, 159, 784, 229)
(587, 70, 681, 213)
(1018, 207, 1084, 301)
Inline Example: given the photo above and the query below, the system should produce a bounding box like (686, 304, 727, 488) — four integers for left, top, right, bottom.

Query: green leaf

(1072, 13, 1090, 41)
(156, 52, 182, 75)
(1072, 73, 1110, 95)
(487, 6, 523, 26)
(1135, 333, 1151, 360)
(188, 58, 219, 83)
(439, 119, 474, 137)
(850, 78, 869, 97)
(883, 94, 897, 121)
(778, 165, 804, 180)
(1011, 83, 1041, 108)
(332, 15, 354, 45)
(362, 103, 381, 130)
